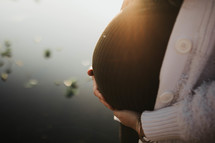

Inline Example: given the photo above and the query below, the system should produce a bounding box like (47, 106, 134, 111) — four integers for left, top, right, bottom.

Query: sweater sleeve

(141, 81, 215, 142)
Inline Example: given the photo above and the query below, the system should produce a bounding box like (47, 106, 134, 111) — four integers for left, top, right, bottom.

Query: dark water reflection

(1, 79, 119, 143)
(0, 0, 122, 142)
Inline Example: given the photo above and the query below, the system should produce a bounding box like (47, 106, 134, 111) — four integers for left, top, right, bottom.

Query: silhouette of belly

(93, 0, 182, 112)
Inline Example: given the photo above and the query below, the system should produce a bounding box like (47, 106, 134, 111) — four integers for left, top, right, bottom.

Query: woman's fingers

(92, 76, 103, 99)
(91, 75, 114, 110)
(92, 77, 113, 110)
(87, 67, 114, 111)
(100, 99, 114, 111)
(113, 110, 140, 131)
(94, 87, 104, 100)
(87, 68, 94, 76)
(87, 68, 140, 133)
(89, 71, 103, 100)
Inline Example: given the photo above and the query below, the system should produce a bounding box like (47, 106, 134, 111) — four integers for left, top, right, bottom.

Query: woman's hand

(114, 110, 141, 135)
(87, 68, 114, 110)
(87, 68, 142, 135)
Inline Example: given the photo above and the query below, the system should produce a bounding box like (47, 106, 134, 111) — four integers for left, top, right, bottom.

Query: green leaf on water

(65, 86, 79, 98)
(44, 49, 51, 58)
(0, 60, 4, 67)
(63, 79, 79, 98)
(1, 73, 8, 81)
(4, 41, 11, 48)
(1, 47, 12, 58)
(24, 79, 39, 88)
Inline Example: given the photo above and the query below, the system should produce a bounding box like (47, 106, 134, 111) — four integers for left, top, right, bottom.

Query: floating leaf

(4, 41, 11, 48)
(71, 81, 78, 88)
(0, 60, 4, 67)
(15, 60, 23, 67)
(24, 79, 38, 88)
(29, 79, 38, 86)
(1, 73, 8, 81)
(65, 86, 79, 98)
(44, 49, 51, 58)
(63, 79, 78, 98)
(63, 79, 78, 88)
(63, 80, 72, 87)
(5, 68, 12, 74)
(1, 47, 12, 57)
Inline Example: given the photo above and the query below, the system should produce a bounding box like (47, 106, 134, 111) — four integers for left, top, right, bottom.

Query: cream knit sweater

(141, 0, 215, 142)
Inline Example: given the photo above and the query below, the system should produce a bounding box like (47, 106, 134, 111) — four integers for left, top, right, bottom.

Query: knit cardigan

(141, 0, 215, 142)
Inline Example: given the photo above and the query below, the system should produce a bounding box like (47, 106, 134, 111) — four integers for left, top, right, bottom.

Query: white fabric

(155, 0, 215, 109)
(141, 0, 215, 142)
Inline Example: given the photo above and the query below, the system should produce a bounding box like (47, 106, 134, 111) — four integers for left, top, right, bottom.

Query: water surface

(0, 0, 122, 142)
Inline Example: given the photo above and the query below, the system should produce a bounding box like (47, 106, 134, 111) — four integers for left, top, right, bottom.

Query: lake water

(0, 0, 123, 142)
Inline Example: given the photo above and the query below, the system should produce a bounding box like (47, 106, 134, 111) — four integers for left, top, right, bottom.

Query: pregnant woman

(88, 0, 215, 143)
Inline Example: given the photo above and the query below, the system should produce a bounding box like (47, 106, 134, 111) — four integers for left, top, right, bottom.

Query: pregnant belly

(92, 0, 182, 112)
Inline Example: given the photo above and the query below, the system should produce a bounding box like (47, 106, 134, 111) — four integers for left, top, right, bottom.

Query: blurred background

(0, 0, 122, 142)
